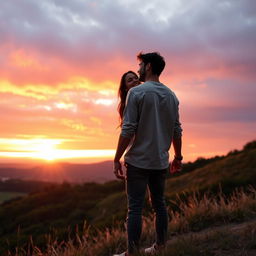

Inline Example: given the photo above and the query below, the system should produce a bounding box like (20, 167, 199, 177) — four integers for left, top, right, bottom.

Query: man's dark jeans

(125, 163, 168, 254)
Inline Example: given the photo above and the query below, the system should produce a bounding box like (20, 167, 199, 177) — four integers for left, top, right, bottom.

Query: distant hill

(0, 161, 115, 183)
(0, 153, 227, 185)
(0, 140, 255, 254)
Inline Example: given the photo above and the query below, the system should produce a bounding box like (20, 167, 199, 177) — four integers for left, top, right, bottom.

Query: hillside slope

(166, 146, 256, 198)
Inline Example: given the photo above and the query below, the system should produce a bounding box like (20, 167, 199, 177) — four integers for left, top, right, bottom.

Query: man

(113, 52, 183, 256)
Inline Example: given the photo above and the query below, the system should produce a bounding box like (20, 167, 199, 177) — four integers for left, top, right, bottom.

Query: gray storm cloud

(0, 0, 255, 73)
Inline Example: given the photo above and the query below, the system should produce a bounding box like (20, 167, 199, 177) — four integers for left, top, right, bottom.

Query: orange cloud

(9, 49, 47, 70)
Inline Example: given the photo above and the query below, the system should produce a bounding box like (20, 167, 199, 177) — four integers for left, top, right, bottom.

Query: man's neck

(145, 74, 160, 83)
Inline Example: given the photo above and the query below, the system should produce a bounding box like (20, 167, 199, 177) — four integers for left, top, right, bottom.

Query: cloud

(0, 0, 255, 85)
(2, 0, 255, 81)
(0, 82, 119, 143)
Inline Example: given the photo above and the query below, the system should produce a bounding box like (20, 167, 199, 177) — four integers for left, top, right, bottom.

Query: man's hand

(113, 135, 132, 180)
(113, 160, 125, 180)
(170, 158, 182, 174)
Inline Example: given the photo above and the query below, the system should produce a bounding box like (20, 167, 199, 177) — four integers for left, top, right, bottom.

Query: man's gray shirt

(121, 81, 182, 169)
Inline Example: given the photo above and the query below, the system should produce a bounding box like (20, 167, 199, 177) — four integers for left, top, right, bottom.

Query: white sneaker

(113, 252, 127, 256)
(144, 244, 160, 254)
(144, 244, 157, 254)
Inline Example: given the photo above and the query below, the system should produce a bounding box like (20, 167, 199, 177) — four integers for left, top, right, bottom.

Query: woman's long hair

(117, 71, 138, 126)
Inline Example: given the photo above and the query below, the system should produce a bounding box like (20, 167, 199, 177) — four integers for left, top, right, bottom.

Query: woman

(117, 71, 140, 126)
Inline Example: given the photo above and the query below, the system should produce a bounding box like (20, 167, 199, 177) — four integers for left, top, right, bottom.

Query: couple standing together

(113, 52, 183, 256)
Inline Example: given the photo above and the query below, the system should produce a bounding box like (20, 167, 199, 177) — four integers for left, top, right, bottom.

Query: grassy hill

(0, 140, 255, 255)
(166, 142, 256, 198)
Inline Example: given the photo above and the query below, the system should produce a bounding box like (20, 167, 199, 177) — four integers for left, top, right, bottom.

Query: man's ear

(146, 63, 151, 71)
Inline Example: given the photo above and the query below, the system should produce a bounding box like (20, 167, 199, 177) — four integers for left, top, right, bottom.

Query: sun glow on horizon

(0, 149, 116, 162)
(0, 138, 115, 162)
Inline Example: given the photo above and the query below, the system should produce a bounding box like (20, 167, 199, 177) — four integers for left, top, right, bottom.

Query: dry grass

(169, 186, 256, 233)
(9, 186, 256, 256)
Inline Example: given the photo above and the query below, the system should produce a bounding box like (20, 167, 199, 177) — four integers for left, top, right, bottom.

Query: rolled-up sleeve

(173, 103, 183, 139)
(121, 90, 138, 138)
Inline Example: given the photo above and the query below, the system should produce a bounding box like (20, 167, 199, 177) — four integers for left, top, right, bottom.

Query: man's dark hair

(137, 52, 165, 76)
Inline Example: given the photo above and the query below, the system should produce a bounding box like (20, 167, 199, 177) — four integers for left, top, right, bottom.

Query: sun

(32, 139, 61, 161)
(36, 146, 58, 161)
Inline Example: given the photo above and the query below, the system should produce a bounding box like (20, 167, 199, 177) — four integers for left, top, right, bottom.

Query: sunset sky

(0, 0, 255, 164)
